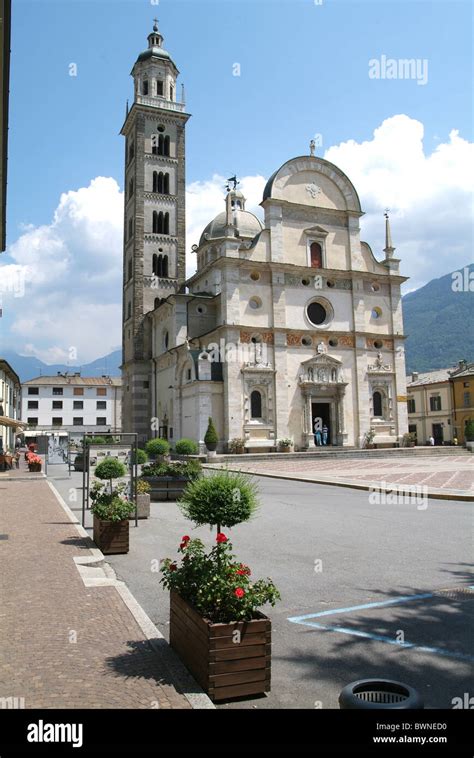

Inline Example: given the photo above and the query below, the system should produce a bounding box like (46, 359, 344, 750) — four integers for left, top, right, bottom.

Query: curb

(203, 465, 473, 502)
(46, 480, 215, 710)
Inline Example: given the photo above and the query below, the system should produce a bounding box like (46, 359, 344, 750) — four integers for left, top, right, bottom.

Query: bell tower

(121, 21, 190, 441)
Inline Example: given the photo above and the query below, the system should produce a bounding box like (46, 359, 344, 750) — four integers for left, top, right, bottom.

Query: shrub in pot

(141, 459, 202, 501)
(90, 457, 133, 554)
(175, 438, 199, 456)
(228, 438, 245, 454)
(203, 417, 218, 453)
(131, 448, 148, 465)
(161, 470, 280, 701)
(145, 437, 170, 461)
(133, 478, 151, 519)
(278, 438, 293, 453)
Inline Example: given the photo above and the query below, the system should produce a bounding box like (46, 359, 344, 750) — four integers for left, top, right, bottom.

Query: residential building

(21, 374, 122, 442)
(0, 357, 23, 451)
(406, 368, 454, 444)
(449, 360, 474, 444)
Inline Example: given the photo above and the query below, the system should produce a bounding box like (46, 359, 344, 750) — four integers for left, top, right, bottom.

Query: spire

(383, 210, 395, 258)
(148, 19, 164, 49)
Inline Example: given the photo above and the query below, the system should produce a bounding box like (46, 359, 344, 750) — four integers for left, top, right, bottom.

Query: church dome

(199, 209, 263, 246)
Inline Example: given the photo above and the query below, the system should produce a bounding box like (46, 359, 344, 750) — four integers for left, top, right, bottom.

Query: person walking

(322, 425, 329, 446)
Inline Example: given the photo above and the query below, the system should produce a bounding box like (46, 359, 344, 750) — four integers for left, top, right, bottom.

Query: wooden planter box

(28, 463, 42, 472)
(170, 591, 271, 702)
(93, 515, 129, 555)
(141, 476, 191, 502)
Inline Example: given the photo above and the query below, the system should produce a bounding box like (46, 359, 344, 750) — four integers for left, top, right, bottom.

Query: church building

(121, 24, 409, 451)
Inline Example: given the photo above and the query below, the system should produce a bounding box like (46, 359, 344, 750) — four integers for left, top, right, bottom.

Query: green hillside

(403, 263, 474, 373)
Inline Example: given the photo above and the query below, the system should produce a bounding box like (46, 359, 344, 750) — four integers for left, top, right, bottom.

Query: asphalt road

(50, 468, 473, 710)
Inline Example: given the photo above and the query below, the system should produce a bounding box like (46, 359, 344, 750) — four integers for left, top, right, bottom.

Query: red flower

(216, 533, 228, 544)
(181, 535, 190, 543)
(234, 588, 245, 599)
(236, 563, 251, 576)
(169, 563, 177, 572)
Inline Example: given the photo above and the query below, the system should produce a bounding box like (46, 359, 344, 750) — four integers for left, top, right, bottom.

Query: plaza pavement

(208, 453, 474, 500)
(0, 462, 212, 710)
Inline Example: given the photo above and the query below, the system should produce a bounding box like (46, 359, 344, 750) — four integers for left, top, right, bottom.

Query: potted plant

(145, 437, 170, 461)
(161, 470, 280, 701)
(131, 448, 148, 465)
(134, 478, 151, 519)
(278, 438, 293, 453)
(90, 457, 134, 554)
(174, 438, 199, 456)
(141, 459, 202, 501)
(228, 438, 246, 454)
(402, 432, 416, 448)
(204, 417, 218, 455)
(26, 452, 42, 472)
(363, 428, 375, 449)
(465, 419, 474, 452)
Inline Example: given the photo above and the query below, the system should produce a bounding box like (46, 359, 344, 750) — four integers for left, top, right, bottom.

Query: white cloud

(1, 114, 471, 363)
(323, 115, 474, 290)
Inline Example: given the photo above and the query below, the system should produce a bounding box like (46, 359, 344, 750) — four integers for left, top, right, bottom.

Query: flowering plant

(89, 480, 134, 522)
(160, 533, 280, 624)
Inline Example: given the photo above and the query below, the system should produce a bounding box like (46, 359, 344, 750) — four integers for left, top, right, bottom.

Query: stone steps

(213, 446, 470, 464)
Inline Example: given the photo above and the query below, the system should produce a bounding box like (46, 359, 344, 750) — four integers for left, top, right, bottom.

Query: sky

(0, 0, 472, 364)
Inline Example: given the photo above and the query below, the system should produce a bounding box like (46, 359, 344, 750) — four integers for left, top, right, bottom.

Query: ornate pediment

(298, 353, 345, 385)
(368, 352, 393, 373)
(303, 225, 329, 238)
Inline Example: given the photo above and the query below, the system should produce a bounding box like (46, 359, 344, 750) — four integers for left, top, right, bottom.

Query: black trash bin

(339, 679, 424, 709)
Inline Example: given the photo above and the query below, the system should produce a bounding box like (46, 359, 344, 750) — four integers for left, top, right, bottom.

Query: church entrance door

(312, 402, 331, 445)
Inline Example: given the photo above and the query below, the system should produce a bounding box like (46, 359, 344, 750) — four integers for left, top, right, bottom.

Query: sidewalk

(0, 477, 206, 709)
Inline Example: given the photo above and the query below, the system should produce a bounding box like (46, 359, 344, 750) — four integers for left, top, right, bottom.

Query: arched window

(310, 242, 323, 269)
(157, 255, 163, 276)
(142, 79, 149, 96)
(152, 138, 159, 156)
(164, 173, 170, 194)
(157, 172, 164, 193)
(152, 172, 158, 193)
(250, 390, 262, 419)
(373, 391, 383, 417)
(158, 134, 164, 155)
(164, 135, 170, 156)
(164, 212, 169, 235)
(170, 84, 174, 101)
(156, 80, 164, 96)
(152, 212, 158, 233)
(162, 255, 168, 278)
(152, 254, 158, 276)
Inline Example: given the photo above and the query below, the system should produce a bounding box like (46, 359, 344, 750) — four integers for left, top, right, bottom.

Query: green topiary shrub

(84, 436, 107, 446)
(175, 438, 199, 455)
(145, 438, 170, 457)
(95, 457, 127, 481)
(178, 469, 258, 533)
(465, 419, 474, 442)
(204, 417, 218, 451)
(131, 448, 148, 464)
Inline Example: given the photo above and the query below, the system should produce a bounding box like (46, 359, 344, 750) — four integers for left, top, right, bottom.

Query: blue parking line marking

(287, 592, 474, 663)
(287, 592, 434, 623)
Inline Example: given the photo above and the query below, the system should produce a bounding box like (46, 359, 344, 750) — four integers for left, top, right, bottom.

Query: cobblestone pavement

(211, 454, 474, 494)
(0, 478, 191, 709)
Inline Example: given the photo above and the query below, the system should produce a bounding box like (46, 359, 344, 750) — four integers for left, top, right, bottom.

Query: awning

(24, 430, 68, 437)
(0, 416, 28, 431)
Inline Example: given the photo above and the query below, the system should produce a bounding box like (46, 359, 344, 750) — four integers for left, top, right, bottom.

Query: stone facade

(123, 27, 409, 452)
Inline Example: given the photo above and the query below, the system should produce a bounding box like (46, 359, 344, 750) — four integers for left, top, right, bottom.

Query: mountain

(403, 263, 474, 374)
(2, 350, 122, 383)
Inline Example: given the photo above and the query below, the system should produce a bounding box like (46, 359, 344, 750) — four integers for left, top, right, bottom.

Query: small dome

(136, 46, 172, 64)
(199, 210, 263, 247)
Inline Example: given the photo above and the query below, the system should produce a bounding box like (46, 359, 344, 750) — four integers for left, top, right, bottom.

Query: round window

(157, 125, 165, 133)
(251, 334, 262, 344)
(249, 297, 262, 310)
(196, 305, 207, 315)
(301, 278, 310, 286)
(371, 307, 382, 319)
(371, 282, 380, 292)
(329, 338, 339, 347)
(326, 280, 336, 288)
(250, 271, 260, 281)
(307, 301, 328, 326)
(373, 340, 383, 349)
(301, 337, 312, 347)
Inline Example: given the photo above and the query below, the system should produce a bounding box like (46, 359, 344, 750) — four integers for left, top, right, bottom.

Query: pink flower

(234, 588, 245, 599)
